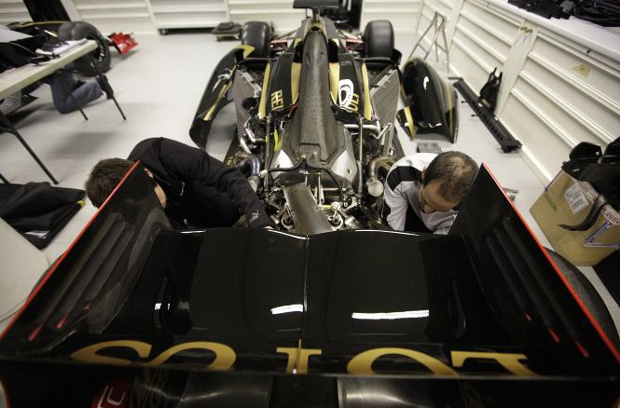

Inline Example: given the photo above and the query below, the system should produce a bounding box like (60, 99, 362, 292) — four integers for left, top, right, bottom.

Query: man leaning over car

(382, 151, 478, 234)
(85, 137, 271, 229)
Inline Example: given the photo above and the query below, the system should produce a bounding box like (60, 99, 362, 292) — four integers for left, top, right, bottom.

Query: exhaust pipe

(283, 183, 333, 235)
(366, 156, 394, 197)
(234, 152, 261, 192)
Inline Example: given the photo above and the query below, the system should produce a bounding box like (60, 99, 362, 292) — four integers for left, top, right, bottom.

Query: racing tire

(57, 21, 111, 73)
(546, 248, 620, 345)
(241, 22, 271, 58)
(364, 20, 394, 59)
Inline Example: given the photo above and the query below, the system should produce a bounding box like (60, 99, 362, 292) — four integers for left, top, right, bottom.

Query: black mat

(0, 182, 85, 249)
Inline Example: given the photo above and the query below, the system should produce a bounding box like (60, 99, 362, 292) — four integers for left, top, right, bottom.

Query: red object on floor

(108, 32, 138, 55)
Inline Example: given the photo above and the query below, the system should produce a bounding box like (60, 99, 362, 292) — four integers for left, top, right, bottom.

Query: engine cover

(270, 30, 358, 188)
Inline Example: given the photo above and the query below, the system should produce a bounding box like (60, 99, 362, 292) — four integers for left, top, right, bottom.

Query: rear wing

(0, 164, 170, 350)
(450, 164, 620, 371)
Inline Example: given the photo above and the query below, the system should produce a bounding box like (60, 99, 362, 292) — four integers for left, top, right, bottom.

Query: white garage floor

(0, 31, 617, 331)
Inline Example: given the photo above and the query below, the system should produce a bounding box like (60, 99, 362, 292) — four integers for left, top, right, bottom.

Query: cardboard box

(530, 171, 620, 266)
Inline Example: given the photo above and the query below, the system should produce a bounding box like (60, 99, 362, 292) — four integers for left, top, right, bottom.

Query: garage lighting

(271, 304, 304, 314)
(351, 310, 429, 320)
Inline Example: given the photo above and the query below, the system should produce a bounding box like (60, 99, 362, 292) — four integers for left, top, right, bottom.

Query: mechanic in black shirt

(85, 137, 271, 228)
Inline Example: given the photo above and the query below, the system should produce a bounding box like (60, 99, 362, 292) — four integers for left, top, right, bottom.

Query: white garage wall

(70, 0, 155, 34)
(0, 0, 156, 33)
(499, 31, 620, 180)
(361, 0, 420, 33)
(417, 0, 459, 40)
(228, 0, 306, 34)
(0, 0, 30, 25)
(0, 1, 307, 34)
(413, 0, 620, 182)
(148, 0, 228, 33)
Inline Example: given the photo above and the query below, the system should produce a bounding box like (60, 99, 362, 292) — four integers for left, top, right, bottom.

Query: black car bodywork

(1, 2, 619, 406)
(0, 163, 618, 406)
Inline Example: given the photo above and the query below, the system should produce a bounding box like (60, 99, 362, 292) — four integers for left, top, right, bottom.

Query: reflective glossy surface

(1, 163, 619, 406)
(400, 58, 459, 143)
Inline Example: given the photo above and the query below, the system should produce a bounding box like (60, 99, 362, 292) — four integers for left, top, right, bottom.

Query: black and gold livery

(2, 3, 618, 406)
(188, 6, 460, 234)
(0, 161, 618, 407)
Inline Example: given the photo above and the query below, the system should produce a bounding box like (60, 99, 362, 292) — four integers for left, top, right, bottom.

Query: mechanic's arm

(158, 140, 271, 228)
(205, 158, 271, 227)
(383, 180, 408, 231)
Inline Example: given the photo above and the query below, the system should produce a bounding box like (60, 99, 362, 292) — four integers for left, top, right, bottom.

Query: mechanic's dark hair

(85, 158, 135, 208)
(423, 151, 478, 203)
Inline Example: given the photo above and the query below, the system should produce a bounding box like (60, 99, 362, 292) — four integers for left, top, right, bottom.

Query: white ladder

(406, 11, 450, 73)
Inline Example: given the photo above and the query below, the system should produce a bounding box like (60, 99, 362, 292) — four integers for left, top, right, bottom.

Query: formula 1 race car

(190, 0, 457, 233)
(1, 1, 619, 406)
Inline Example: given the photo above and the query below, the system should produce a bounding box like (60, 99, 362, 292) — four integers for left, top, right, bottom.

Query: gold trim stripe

(274, 128, 282, 151)
(310, 19, 327, 37)
(291, 62, 301, 104)
(328, 62, 340, 105)
(404, 106, 416, 140)
(237, 44, 255, 59)
(259, 62, 272, 119)
(440, 80, 454, 137)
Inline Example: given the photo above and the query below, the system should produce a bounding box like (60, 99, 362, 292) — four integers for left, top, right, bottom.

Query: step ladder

(406, 11, 450, 73)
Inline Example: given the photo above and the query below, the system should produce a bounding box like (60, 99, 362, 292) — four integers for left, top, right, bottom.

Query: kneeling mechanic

(85, 137, 271, 228)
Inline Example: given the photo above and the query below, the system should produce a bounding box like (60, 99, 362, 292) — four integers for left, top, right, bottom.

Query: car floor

(0, 31, 617, 333)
